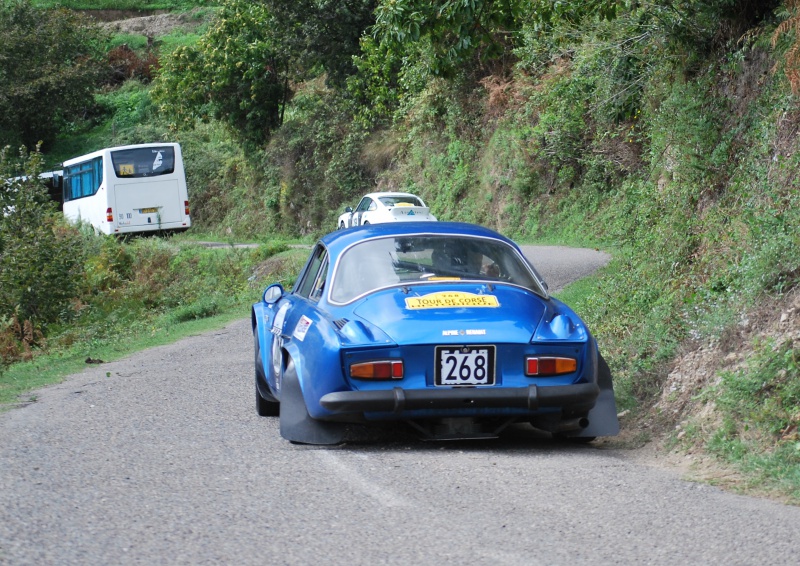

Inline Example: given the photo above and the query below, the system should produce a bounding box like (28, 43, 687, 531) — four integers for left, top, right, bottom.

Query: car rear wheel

(254, 330, 279, 416)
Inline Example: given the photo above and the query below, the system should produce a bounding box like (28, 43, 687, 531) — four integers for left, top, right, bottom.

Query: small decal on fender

(293, 315, 312, 341)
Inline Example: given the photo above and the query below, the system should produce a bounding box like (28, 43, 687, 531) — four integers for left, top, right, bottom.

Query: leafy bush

(0, 146, 86, 365)
(106, 45, 160, 85)
(153, 0, 289, 146)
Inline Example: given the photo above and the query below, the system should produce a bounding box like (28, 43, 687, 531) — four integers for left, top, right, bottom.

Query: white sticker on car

(293, 315, 313, 341)
(442, 329, 487, 336)
(272, 303, 290, 335)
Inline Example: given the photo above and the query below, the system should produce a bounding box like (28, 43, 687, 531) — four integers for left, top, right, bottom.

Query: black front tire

(254, 330, 279, 417)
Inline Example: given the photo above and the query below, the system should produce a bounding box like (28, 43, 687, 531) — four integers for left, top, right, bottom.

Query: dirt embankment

(94, 9, 206, 37)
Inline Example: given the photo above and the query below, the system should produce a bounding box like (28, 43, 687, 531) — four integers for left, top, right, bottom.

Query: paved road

(1, 247, 799, 565)
(519, 245, 611, 292)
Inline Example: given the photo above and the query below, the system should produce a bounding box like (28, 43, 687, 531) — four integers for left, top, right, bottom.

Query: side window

(63, 157, 103, 202)
(295, 245, 328, 299)
(367, 199, 377, 211)
(355, 197, 370, 212)
(309, 256, 329, 302)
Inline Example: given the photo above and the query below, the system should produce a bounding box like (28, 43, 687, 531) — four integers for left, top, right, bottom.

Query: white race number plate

(435, 345, 496, 386)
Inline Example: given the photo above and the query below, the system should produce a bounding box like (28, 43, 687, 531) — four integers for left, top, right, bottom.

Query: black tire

(339, 221, 345, 230)
(254, 329, 279, 417)
(363, 221, 370, 225)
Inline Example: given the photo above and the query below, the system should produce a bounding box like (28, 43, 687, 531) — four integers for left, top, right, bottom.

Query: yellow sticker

(405, 291, 500, 309)
(118, 164, 135, 176)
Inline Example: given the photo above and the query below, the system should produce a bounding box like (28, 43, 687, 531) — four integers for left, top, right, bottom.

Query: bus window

(63, 157, 103, 201)
(111, 146, 175, 178)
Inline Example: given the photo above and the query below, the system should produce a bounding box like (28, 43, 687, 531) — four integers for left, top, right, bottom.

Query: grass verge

(0, 244, 309, 410)
(0, 307, 244, 409)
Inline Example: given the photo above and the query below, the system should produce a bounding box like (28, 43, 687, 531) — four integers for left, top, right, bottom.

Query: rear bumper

(319, 382, 599, 415)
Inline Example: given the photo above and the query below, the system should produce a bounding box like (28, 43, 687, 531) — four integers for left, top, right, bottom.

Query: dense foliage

(152, 0, 289, 145)
(0, 146, 85, 365)
(264, 0, 376, 87)
(0, 0, 108, 149)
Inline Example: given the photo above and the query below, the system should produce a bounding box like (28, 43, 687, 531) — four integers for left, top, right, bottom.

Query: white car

(337, 191, 437, 229)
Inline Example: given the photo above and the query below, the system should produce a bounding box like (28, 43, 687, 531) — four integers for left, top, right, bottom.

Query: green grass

(551, 266, 607, 305)
(1, 307, 244, 409)
(696, 338, 800, 503)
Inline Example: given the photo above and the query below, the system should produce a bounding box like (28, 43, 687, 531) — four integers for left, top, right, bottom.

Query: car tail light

(525, 357, 577, 376)
(184, 200, 190, 215)
(106, 207, 113, 222)
(350, 360, 403, 380)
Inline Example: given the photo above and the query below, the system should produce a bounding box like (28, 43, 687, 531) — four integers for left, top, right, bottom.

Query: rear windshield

(330, 234, 546, 303)
(111, 146, 175, 178)
(378, 195, 424, 207)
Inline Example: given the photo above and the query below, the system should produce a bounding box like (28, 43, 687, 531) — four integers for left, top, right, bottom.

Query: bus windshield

(111, 146, 175, 178)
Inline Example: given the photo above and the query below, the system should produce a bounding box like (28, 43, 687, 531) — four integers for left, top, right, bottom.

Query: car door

(353, 196, 374, 226)
(260, 245, 327, 389)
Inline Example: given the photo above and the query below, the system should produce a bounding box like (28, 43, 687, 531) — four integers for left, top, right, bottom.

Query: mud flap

(573, 353, 620, 438)
(279, 359, 346, 445)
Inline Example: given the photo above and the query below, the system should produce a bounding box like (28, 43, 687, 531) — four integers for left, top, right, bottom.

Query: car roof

(361, 191, 422, 200)
(319, 221, 518, 255)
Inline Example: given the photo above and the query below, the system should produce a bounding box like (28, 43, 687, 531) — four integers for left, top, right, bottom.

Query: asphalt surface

(2, 246, 799, 565)
(519, 245, 611, 292)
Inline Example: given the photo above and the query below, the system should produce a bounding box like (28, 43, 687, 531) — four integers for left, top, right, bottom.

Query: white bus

(61, 142, 191, 235)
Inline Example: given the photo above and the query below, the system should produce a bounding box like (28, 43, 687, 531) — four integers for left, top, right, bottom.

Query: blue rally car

(252, 222, 619, 444)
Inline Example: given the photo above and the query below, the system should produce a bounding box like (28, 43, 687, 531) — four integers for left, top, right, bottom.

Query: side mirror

(345, 206, 353, 213)
(263, 283, 284, 304)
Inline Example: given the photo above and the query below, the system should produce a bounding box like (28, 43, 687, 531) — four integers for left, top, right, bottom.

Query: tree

(153, 0, 290, 146)
(154, 0, 377, 145)
(0, 145, 86, 338)
(264, 0, 377, 87)
(0, 1, 107, 149)
(372, 0, 526, 77)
